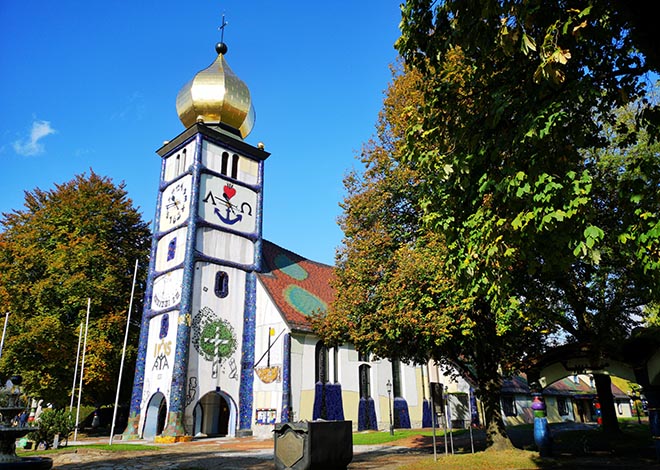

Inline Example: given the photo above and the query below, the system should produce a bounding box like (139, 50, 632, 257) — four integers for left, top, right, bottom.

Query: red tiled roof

(257, 240, 335, 333)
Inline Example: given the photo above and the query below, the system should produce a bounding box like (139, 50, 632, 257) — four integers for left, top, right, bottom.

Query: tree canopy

(319, 0, 660, 448)
(0, 171, 150, 406)
(315, 62, 548, 447)
(393, 0, 660, 435)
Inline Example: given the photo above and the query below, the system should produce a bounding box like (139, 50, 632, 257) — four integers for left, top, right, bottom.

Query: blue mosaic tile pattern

(312, 382, 345, 421)
(123, 149, 168, 438)
(358, 397, 378, 431)
(239, 271, 257, 430)
(422, 399, 434, 428)
(164, 133, 204, 436)
(393, 397, 411, 429)
(280, 333, 291, 423)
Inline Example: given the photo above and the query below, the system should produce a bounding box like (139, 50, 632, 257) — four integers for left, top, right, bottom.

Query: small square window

(502, 396, 517, 417)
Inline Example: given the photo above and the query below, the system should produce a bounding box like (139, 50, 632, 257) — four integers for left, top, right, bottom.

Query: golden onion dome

(176, 42, 255, 138)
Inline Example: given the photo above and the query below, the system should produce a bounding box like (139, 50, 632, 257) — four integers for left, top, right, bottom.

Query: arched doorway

(193, 391, 236, 437)
(143, 391, 167, 439)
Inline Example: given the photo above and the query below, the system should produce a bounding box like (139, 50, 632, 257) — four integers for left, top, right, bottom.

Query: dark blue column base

(393, 397, 411, 429)
(358, 397, 378, 431)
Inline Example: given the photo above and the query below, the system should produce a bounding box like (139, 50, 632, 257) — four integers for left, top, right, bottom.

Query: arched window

(159, 314, 169, 339)
(167, 237, 177, 261)
(231, 154, 239, 179)
(392, 359, 402, 398)
(214, 271, 229, 298)
(221, 152, 229, 176)
(315, 341, 329, 383)
(333, 346, 339, 383)
(359, 364, 371, 399)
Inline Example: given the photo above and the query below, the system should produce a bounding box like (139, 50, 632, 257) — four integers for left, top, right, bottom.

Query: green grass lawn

(353, 428, 467, 446)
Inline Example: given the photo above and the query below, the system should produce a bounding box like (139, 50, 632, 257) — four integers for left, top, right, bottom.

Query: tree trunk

(478, 375, 514, 450)
(593, 373, 620, 434)
(471, 300, 514, 450)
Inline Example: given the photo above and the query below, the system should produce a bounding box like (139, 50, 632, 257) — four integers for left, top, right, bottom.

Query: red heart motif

(223, 185, 237, 200)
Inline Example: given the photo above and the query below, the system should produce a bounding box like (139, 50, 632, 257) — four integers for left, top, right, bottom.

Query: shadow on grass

(352, 421, 658, 469)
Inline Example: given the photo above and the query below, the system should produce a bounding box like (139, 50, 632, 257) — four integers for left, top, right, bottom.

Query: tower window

(231, 154, 239, 179)
(167, 237, 177, 261)
(214, 271, 229, 298)
(221, 152, 229, 176)
(159, 314, 169, 339)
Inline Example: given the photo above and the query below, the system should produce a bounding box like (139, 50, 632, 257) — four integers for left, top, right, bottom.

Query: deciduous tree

(395, 0, 660, 435)
(0, 171, 150, 406)
(315, 64, 547, 448)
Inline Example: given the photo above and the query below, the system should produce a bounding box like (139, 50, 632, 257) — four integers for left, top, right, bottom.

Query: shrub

(27, 408, 75, 449)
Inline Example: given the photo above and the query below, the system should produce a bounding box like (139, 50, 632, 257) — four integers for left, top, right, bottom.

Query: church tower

(124, 40, 269, 440)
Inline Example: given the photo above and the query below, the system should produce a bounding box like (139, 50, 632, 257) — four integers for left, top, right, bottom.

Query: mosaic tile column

(280, 333, 291, 423)
(238, 271, 257, 434)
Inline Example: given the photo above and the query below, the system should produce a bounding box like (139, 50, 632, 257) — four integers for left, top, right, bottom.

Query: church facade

(123, 41, 431, 441)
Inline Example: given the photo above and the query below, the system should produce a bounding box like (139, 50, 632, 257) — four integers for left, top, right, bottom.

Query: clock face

(152, 269, 183, 311)
(160, 176, 192, 232)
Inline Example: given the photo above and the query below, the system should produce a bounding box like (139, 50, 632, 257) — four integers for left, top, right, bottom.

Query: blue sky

(0, 1, 403, 265)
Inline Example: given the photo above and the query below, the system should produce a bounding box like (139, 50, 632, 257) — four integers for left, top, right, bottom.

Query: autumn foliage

(0, 171, 150, 406)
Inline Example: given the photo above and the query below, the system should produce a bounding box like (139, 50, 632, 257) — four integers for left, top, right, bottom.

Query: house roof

(502, 374, 629, 400)
(502, 375, 530, 394)
(257, 240, 335, 333)
(544, 377, 592, 396)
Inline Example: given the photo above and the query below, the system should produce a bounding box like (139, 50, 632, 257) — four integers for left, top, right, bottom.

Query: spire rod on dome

(218, 13, 228, 44)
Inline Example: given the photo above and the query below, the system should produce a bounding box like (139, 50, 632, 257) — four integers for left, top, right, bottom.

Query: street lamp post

(386, 379, 394, 436)
(628, 390, 642, 425)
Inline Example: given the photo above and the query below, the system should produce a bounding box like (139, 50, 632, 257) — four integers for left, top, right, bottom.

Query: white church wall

(184, 262, 246, 434)
(201, 140, 259, 186)
(252, 280, 290, 431)
(154, 227, 187, 272)
(163, 139, 196, 183)
(195, 229, 255, 266)
(138, 310, 178, 435)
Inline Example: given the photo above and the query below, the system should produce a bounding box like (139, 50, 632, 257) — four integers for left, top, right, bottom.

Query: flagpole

(69, 322, 83, 412)
(110, 259, 139, 445)
(74, 298, 91, 442)
(0, 312, 9, 359)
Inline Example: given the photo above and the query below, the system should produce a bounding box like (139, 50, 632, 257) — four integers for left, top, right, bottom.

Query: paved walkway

(23, 424, 660, 469)
(45, 436, 418, 470)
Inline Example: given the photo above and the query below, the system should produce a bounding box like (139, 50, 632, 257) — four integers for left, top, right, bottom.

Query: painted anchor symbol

(214, 184, 243, 225)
